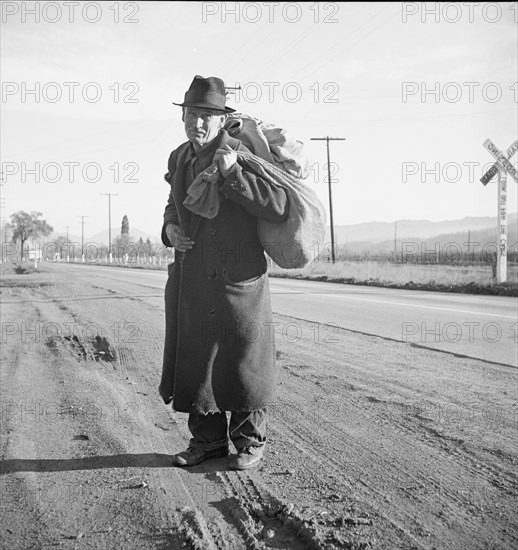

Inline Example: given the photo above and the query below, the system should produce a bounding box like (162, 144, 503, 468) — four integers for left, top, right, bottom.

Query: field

(270, 259, 518, 294)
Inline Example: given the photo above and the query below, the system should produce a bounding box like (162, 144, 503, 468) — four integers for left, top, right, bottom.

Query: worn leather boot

(229, 445, 264, 470)
(172, 446, 229, 467)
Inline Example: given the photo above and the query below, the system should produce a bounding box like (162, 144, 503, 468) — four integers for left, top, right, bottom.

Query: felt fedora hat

(173, 75, 235, 113)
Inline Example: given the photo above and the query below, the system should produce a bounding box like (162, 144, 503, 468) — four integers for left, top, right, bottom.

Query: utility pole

(394, 221, 398, 261)
(310, 136, 346, 263)
(0, 183, 5, 263)
(78, 215, 88, 262)
(65, 225, 70, 262)
(466, 230, 471, 262)
(225, 86, 242, 93)
(225, 86, 242, 96)
(100, 193, 118, 263)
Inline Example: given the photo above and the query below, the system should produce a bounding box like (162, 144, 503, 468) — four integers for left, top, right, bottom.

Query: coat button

(208, 228, 216, 236)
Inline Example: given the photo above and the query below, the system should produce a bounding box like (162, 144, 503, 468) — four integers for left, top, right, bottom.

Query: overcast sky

(1, 1, 517, 239)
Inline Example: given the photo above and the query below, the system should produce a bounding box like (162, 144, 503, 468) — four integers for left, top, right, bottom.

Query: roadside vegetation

(269, 256, 518, 296)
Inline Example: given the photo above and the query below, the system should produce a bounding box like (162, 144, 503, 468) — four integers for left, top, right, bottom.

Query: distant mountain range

(337, 222, 518, 255)
(328, 214, 517, 244)
(48, 214, 518, 255)
(328, 214, 518, 255)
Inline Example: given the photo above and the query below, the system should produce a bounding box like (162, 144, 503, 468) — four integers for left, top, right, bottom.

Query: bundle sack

(236, 151, 326, 269)
(184, 114, 326, 269)
(225, 113, 310, 179)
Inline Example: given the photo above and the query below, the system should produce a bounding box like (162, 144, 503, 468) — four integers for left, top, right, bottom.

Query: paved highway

(48, 263, 517, 368)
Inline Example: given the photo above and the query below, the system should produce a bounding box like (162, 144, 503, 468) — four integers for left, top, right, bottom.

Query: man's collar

(185, 130, 224, 164)
(184, 129, 241, 165)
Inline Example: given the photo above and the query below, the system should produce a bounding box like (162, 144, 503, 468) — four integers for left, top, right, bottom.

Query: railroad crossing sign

(481, 139, 518, 185)
(481, 138, 518, 283)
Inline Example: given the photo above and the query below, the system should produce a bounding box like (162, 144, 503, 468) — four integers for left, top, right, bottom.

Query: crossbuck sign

(481, 138, 518, 283)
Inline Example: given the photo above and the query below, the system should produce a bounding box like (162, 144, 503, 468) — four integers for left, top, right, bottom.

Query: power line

(244, 17, 323, 83)
(282, 107, 516, 128)
(310, 136, 346, 263)
(323, 9, 400, 70)
(213, 18, 279, 76)
(286, 3, 394, 82)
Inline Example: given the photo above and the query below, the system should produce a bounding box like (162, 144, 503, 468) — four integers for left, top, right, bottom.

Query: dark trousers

(187, 408, 267, 451)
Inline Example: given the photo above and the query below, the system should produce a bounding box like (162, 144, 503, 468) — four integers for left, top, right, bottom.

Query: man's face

(183, 107, 226, 149)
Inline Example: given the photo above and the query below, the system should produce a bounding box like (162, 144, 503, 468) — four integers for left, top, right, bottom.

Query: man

(159, 76, 289, 470)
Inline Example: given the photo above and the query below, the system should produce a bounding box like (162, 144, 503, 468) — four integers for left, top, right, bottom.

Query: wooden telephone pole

(310, 136, 346, 263)
(78, 215, 88, 262)
(100, 193, 118, 263)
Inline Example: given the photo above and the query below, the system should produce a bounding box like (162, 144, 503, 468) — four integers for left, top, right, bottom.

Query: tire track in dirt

(215, 470, 330, 549)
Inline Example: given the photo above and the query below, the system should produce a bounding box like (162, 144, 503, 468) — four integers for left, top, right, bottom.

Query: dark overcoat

(159, 130, 289, 414)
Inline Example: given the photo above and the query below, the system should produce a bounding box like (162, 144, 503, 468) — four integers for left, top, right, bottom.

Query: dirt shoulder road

(1, 263, 516, 549)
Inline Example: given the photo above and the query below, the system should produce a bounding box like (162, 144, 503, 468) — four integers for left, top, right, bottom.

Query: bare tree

(9, 211, 53, 261)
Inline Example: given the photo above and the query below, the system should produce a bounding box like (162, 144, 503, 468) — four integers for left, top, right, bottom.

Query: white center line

(275, 292, 517, 320)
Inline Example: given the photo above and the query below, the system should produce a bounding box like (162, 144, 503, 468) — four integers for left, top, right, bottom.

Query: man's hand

(165, 224, 194, 252)
(214, 144, 237, 178)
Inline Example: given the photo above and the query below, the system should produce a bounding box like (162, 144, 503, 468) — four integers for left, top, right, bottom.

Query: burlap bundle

(183, 115, 326, 268)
